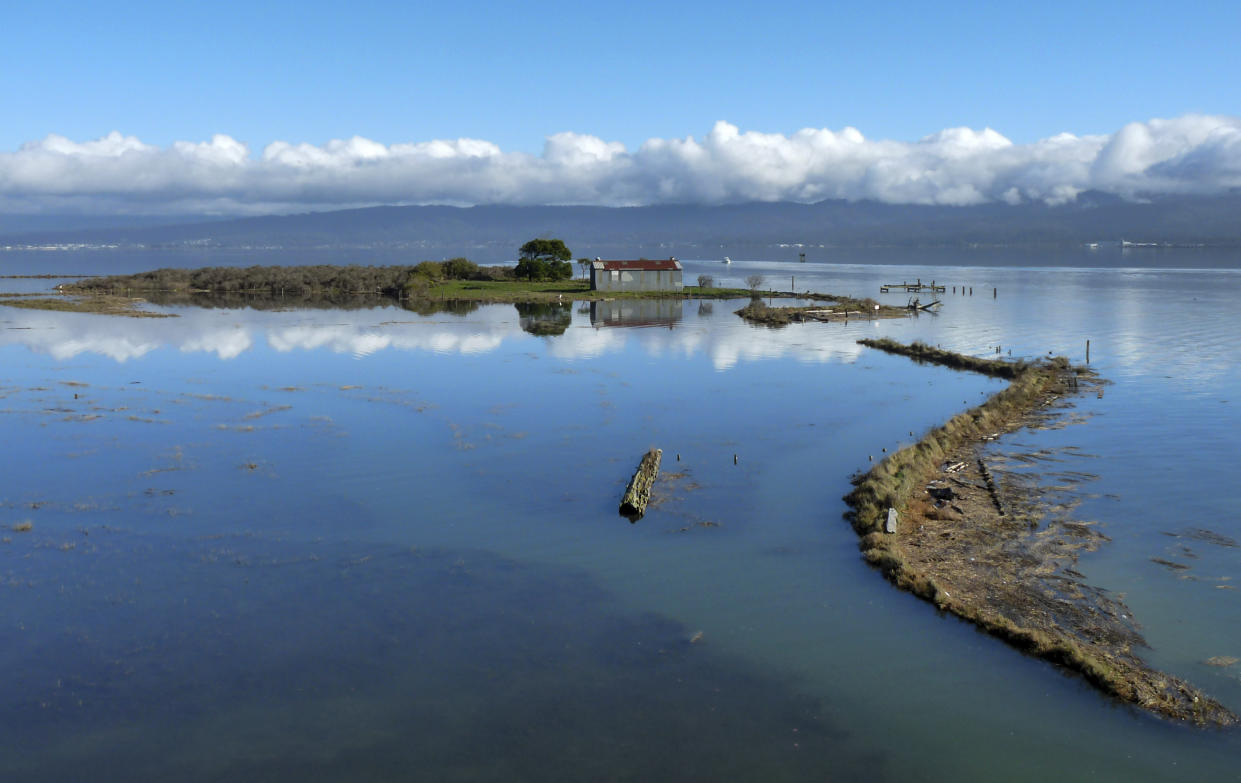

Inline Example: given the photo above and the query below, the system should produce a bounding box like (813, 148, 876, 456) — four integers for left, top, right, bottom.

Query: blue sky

(2, 0, 1239, 214)
(6, 0, 1238, 151)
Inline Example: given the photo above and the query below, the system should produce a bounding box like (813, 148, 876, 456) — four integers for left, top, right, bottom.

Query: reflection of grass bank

(0, 295, 175, 318)
(845, 339, 1236, 727)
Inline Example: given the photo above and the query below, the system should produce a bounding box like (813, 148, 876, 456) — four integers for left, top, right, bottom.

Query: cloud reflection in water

(0, 301, 869, 371)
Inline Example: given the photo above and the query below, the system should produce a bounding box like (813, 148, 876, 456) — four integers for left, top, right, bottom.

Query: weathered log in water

(620, 448, 662, 520)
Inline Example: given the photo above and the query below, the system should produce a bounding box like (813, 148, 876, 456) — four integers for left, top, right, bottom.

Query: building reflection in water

(589, 299, 683, 330)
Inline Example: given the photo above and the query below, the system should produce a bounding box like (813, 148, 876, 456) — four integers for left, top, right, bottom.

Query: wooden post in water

(1086, 339, 1090, 364)
(993, 288, 997, 298)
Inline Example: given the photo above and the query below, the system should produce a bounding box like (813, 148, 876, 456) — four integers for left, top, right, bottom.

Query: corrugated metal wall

(590, 267, 683, 292)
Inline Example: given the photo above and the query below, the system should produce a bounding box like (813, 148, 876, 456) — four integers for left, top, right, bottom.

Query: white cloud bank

(2, 115, 1240, 214)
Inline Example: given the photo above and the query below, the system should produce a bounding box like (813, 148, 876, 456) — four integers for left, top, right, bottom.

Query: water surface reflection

(1, 299, 871, 368)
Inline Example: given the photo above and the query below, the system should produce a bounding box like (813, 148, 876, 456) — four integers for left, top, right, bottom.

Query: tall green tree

(515, 238, 573, 281)
(519, 238, 572, 263)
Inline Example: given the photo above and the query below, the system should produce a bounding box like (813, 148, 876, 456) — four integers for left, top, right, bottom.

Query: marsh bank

(844, 338, 1235, 726)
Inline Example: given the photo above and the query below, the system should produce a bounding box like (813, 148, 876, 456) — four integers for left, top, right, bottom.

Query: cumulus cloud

(2, 115, 1240, 214)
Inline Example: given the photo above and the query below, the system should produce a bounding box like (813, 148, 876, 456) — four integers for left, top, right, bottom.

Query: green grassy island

(22, 262, 857, 316)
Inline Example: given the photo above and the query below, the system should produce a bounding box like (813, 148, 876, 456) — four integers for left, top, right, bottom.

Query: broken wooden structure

(880, 279, 946, 294)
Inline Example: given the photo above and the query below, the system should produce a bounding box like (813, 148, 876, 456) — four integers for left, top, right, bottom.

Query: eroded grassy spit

(845, 338, 1236, 727)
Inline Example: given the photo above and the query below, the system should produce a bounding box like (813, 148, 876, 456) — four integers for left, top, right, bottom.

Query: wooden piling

(977, 457, 1004, 516)
(1086, 339, 1090, 364)
(619, 448, 662, 519)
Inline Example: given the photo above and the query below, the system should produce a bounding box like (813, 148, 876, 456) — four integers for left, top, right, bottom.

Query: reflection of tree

(697, 302, 714, 316)
(515, 302, 572, 336)
(402, 299, 481, 317)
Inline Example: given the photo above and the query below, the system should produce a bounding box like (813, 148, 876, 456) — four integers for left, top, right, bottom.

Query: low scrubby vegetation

(66, 260, 510, 297)
(63, 261, 525, 301)
(70, 264, 418, 296)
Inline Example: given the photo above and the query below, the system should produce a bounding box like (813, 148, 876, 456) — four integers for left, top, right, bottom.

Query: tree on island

(515, 238, 573, 281)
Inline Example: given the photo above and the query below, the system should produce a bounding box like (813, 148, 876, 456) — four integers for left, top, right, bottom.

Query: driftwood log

(619, 448, 662, 519)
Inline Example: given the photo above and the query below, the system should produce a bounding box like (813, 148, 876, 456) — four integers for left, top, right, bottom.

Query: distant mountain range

(3, 192, 1239, 263)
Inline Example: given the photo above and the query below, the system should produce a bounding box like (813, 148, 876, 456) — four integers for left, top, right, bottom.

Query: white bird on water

(723, 256, 732, 265)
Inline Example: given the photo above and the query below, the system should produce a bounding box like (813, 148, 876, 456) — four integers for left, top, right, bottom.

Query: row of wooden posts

(874, 282, 1003, 297)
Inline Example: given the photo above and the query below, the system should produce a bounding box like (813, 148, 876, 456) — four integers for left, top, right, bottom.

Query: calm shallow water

(2, 248, 1240, 781)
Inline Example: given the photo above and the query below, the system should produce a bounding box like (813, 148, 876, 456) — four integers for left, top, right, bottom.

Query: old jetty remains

(880, 279, 946, 294)
(906, 296, 942, 311)
(620, 448, 662, 520)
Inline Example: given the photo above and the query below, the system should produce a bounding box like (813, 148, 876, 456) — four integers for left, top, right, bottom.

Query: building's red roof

(594, 259, 681, 271)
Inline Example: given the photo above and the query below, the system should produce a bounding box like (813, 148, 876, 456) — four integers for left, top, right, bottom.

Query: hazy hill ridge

(4, 192, 1240, 260)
